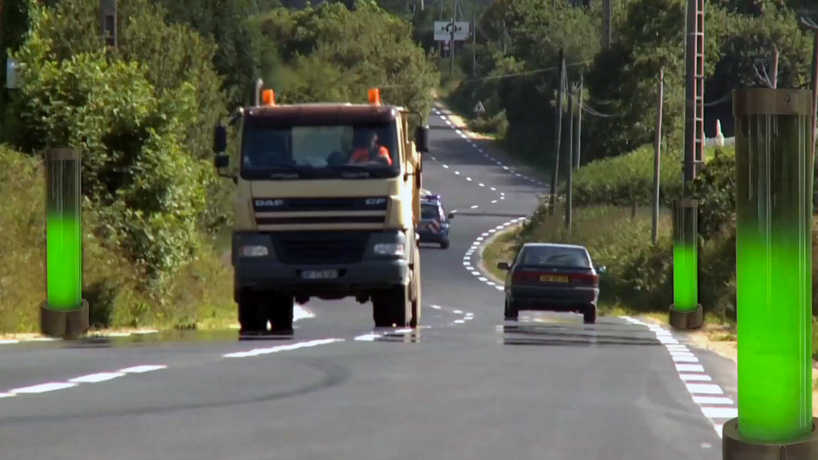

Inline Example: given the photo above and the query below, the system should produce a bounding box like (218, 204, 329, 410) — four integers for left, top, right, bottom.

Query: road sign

(434, 21, 470, 41)
(473, 101, 485, 115)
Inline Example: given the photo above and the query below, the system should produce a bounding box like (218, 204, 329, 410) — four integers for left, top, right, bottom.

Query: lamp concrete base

(723, 417, 818, 459)
(668, 303, 703, 330)
(40, 300, 89, 339)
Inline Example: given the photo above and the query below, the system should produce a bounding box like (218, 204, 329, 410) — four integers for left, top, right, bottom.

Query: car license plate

(540, 275, 569, 283)
(301, 270, 338, 280)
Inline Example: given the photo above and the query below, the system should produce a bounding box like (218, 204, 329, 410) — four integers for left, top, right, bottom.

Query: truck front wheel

(268, 294, 294, 333)
(238, 292, 267, 334)
(372, 286, 409, 327)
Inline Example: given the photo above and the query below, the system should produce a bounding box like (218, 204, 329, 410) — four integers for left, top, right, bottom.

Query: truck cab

(214, 85, 429, 335)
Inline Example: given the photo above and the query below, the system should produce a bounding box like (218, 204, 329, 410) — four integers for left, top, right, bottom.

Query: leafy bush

(0, 145, 234, 333)
(569, 144, 684, 208)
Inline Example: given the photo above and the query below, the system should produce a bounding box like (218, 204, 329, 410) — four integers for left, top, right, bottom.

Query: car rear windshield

(421, 203, 439, 219)
(518, 246, 591, 268)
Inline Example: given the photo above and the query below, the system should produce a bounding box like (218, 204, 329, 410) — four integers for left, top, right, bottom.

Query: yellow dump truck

(213, 83, 429, 335)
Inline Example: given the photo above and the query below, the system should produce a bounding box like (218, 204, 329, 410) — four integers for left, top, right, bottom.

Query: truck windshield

(240, 121, 400, 179)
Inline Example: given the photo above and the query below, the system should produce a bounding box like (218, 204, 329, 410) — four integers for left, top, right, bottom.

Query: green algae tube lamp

(723, 88, 818, 458)
(40, 148, 89, 338)
(668, 198, 703, 330)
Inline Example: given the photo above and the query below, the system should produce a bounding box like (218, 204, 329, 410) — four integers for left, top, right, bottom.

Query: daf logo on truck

(255, 199, 284, 207)
(212, 84, 431, 337)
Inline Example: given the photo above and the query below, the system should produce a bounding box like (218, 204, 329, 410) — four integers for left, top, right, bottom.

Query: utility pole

(472, 13, 476, 77)
(682, 0, 704, 186)
(798, 14, 818, 166)
(576, 76, 583, 168)
(565, 85, 574, 232)
(449, 0, 457, 76)
(438, 1, 443, 57)
(549, 49, 565, 215)
(652, 69, 664, 245)
(100, 0, 117, 48)
(602, 0, 612, 49)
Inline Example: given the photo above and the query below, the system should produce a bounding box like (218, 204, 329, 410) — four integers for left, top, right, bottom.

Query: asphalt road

(0, 107, 735, 460)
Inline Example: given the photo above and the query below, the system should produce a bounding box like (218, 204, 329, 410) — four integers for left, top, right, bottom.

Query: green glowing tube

(41, 148, 88, 338)
(672, 199, 698, 311)
(733, 88, 813, 444)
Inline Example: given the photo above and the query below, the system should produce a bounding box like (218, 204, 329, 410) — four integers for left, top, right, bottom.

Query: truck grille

(272, 232, 368, 265)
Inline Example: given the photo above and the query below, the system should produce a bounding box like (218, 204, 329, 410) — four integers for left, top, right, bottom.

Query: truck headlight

(373, 243, 405, 257)
(241, 245, 269, 257)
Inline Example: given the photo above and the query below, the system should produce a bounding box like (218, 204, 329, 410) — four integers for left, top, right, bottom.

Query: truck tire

(373, 286, 409, 327)
(238, 292, 267, 334)
(410, 251, 421, 328)
(268, 294, 294, 333)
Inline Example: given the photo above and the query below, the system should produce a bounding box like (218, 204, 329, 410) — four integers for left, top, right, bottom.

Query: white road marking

(701, 407, 738, 418)
(471, 205, 479, 209)
(10, 382, 77, 394)
(0, 339, 20, 345)
(491, 200, 498, 204)
(430, 305, 441, 310)
(120, 365, 167, 374)
(466, 177, 472, 181)
(69, 372, 126, 383)
(223, 338, 344, 358)
(618, 314, 736, 439)
(443, 164, 449, 168)
(680, 373, 712, 382)
(686, 383, 724, 395)
(479, 183, 485, 187)
(676, 363, 706, 372)
(693, 396, 734, 405)
(454, 171, 460, 175)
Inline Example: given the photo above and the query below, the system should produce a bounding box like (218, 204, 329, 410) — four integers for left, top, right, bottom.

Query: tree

(9, 0, 221, 284)
(258, 1, 439, 116)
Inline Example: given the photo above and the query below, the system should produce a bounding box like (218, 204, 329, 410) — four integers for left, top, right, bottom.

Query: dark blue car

(417, 194, 454, 249)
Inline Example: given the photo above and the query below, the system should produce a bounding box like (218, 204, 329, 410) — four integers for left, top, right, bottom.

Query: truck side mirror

(214, 155, 229, 169)
(415, 125, 429, 153)
(213, 123, 227, 153)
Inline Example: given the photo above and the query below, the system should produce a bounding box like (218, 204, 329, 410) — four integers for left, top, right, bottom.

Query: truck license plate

(301, 270, 338, 280)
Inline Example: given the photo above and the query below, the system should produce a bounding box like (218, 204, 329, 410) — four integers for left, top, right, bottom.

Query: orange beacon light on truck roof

(368, 88, 381, 105)
(262, 89, 275, 106)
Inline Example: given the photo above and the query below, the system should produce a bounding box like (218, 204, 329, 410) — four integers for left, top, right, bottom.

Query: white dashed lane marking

(1, 364, 168, 398)
(622, 316, 734, 439)
(223, 338, 344, 358)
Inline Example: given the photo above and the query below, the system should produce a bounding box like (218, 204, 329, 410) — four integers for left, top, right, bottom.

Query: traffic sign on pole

(434, 21, 470, 41)
(473, 101, 485, 115)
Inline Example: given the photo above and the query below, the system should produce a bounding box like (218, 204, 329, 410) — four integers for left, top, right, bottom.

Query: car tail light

(512, 271, 539, 283)
(572, 273, 599, 286)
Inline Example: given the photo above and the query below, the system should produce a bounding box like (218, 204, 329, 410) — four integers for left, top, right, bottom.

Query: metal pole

(472, 13, 476, 77)
(565, 87, 574, 231)
(576, 76, 583, 168)
(602, 0, 612, 49)
(439, 1, 443, 56)
(813, 33, 818, 165)
(652, 69, 664, 246)
(100, 0, 117, 48)
(682, 0, 698, 186)
(449, 0, 456, 76)
(723, 87, 818, 458)
(549, 49, 565, 216)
